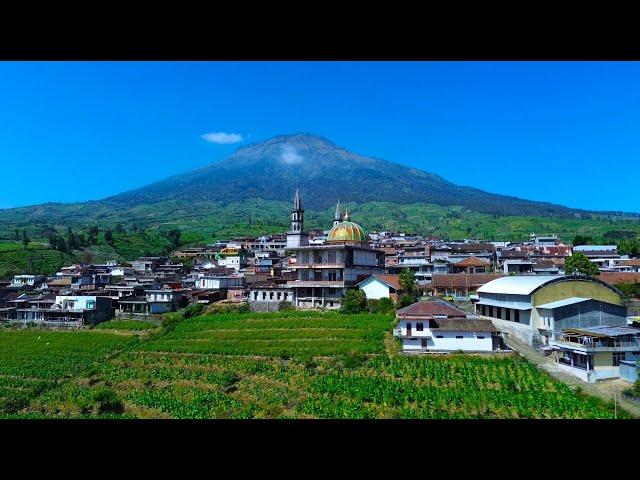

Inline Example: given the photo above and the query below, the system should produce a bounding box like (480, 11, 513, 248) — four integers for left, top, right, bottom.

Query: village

(1, 190, 640, 388)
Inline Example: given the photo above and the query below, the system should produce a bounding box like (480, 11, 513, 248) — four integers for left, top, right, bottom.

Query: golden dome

(327, 213, 366, 243)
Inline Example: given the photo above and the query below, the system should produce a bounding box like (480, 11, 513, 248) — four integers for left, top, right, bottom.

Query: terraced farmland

(0, 311, 629, 418)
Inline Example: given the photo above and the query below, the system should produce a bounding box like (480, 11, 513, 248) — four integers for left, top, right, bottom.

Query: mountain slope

(106, 133, 620, 218)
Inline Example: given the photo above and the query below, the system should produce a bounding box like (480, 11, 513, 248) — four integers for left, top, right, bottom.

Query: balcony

(550, 339, 640, 352)
(291, 263, 345, 269)
(287, 280, 345, 288)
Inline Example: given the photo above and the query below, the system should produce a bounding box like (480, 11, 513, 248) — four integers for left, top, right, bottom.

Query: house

(549, 325, 640, 383)
(532, 261, 561, 275)
(425, 273, 505, 299)
(357, 274, 403, 302)
(11, 274, 47, 288)
(249, 281, 294, 311)
(476, 275, 629, 348)
(117, 287, 185, 319)
(196, 275, 245, 290)
(131, 256, 167, 273)
(393, 299, 498, 352)
(15, 294, 113, 327)
(451, 256, 491, 274)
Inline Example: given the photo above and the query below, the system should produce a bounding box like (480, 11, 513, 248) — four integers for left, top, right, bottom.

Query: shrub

(183, 303, 205, 319)
(397, 294, 417, 309)
(366, 297, 395, 314)
(340, 290, 367, 314)
(91, 387, 124, 414)
(279, 301, 295, 312)
(340, 351, 366, 369)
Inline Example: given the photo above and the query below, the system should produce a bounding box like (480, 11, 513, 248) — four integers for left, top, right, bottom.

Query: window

(436, 335, 444, 338)
(477, 336, 485, 339)
(613, 352, 625, 366)
(456, 335, 464, 339)
(416, 323, 424, 331)
(86, 300, 95, 309)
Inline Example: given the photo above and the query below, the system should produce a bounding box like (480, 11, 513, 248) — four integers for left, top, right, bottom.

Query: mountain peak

(104, 132, 606, 218)
(234, 132, 340, 157)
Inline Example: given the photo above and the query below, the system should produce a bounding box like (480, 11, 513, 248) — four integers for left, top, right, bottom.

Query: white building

(197, 275, 245, 290)
(393, 299, 497, 352)
(357, 274, 403, 301)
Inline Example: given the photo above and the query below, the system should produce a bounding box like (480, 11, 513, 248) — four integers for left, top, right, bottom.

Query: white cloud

(279, 144, 304, 165)
(201, 132, 244, 144)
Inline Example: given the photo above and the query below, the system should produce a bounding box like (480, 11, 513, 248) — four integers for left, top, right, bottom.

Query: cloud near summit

(201, 132, 244, 144)
(278, 144, 304, 165)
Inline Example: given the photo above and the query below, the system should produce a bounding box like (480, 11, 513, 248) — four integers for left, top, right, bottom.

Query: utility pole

(614, 392, 617, 419)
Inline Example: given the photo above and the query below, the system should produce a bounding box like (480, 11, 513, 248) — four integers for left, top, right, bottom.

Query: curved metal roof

(477, 275, 622, 297)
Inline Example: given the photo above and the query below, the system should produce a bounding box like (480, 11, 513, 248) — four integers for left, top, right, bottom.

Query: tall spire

(334, 200, 341, 220)
(294, 188, 301, 210)
(344, 209, 350, 221)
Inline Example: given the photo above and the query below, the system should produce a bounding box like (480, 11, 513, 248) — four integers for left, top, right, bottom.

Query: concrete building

(393, 299, 497, 352)
(287, 205, 385, 310)
(476, 275, 629, 348)
(549, 325, 640, 383)
(249, 281, 294, 311)
(357, 274, 403, 302)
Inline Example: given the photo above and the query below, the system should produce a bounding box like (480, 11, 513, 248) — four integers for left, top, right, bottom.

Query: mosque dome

(326, 211, 366, 242)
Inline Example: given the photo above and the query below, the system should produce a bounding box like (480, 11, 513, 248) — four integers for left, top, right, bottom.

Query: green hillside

(1, 199, 639, 279)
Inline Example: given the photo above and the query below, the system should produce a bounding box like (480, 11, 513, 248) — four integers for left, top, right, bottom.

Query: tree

(340, 289, 367, 314)
(164, 229, 182, 251)
(14, 229, 19, 241)
(86, 225, 99, 245)
(115, 223, 125, 235)
(572, 235, 593, 247)
(565, 252, 600, 277)
(22, 230, 29, 250)
(397, 294, 417, 309)
(399, 268, 416, 296)
(104, 229, 114, 246)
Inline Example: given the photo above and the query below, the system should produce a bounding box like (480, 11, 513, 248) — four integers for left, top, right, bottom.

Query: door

(406, 322, 412, 336)
(421, 338, 428, 348)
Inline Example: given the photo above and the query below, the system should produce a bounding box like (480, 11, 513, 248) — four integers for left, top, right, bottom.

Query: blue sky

(0, 61, 638, 212)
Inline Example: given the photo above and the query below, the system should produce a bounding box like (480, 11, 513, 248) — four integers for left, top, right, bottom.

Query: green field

(0, 311, 628, 419)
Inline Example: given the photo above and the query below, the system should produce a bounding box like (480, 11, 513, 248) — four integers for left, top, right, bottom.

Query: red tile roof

(429, 273, 505, 288)
(371, 274, 402, 291)
(598, 272, 640, 286)
(397, 299, 467, 318)
(620, 259, 640, 267)
(455, 256, 491, 268)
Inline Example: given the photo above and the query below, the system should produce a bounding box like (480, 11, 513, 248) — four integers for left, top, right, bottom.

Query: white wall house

(197, 275, 246, 290)
(394, 300, 497, 352)
(217, 255, 248, 272)
(396, 320, 494, 352)
(357, 274, 402, 301)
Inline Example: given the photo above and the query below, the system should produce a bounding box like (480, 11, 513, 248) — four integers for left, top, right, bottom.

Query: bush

(339, 351, 366, 369)
(397, 294, 417, 309)
(367, 297, 395, 314)
(205, 301, 250, 314)
(340, 290, 367, 314)
(279, 301, 295, 312)
(183, 303, 205, 319)
(91, 387, 124, 414)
